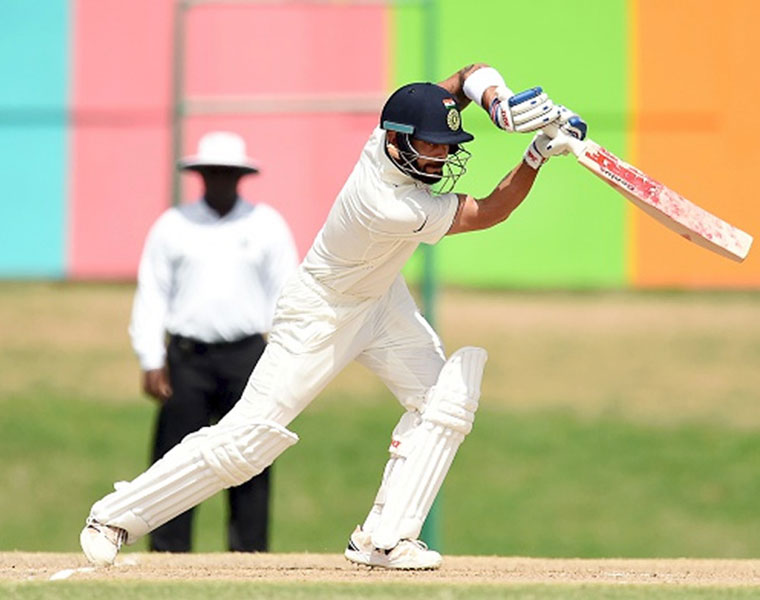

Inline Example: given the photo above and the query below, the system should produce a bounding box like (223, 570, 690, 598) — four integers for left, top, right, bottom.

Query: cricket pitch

(3, 552, 760, 586)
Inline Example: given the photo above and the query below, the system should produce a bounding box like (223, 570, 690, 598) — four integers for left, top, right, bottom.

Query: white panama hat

(179, 131, 260, 173)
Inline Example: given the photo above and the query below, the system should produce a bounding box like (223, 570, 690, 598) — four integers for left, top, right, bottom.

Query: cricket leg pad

(88, 420, 298, 544)
(371, 347, 487, 549)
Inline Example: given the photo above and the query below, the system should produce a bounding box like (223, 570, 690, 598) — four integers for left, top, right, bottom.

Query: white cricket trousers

(88, 268, 447, 543)
(221, 268, 446, 428)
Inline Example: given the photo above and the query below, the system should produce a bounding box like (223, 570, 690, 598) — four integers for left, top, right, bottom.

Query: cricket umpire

(82, 64, 585, 569)
(128, 131, 298, 552)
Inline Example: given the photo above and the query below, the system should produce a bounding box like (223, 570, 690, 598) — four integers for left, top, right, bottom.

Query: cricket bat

(546, 125, 753, 262)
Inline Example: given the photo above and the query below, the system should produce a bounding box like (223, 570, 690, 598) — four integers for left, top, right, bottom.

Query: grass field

(7, 578, 760, 599)
(1, 282, 759, 596)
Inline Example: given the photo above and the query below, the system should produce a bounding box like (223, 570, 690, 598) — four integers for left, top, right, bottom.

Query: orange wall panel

(631, 0, 760, 287)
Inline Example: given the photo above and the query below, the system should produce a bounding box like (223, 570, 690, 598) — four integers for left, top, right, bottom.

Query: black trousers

(149, 333, 269, 553)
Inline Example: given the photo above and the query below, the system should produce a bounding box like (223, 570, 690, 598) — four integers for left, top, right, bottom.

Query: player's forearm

(449, 161, 538, 235)
(480, 161, 539, 227)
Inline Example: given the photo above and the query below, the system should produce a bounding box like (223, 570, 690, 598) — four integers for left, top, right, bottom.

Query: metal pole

(419, 0, 441, 551)
(170, 0, 187, 207)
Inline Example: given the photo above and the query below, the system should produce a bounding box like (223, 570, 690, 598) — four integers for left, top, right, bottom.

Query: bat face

(576, 141, 753, 262)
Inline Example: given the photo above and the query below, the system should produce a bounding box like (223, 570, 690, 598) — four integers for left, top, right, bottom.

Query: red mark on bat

(584, 146, 661, 202)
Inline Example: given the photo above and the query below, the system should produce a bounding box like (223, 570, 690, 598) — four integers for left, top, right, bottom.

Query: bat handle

(542, 122, 586, 158)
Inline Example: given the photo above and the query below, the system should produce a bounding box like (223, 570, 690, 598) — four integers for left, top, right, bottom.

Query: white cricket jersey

(129, 198, 298, 370)
(302, 127, 459, 299)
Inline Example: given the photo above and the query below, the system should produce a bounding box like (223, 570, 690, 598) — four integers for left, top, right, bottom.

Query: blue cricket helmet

(380, 82, 473, 191)
(381, 82, 474, 146)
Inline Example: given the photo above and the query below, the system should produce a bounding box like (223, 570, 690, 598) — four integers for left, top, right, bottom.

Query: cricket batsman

(80, 63, 586, 570)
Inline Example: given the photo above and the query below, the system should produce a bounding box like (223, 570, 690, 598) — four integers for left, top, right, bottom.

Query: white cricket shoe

(344, 525, 442, 570)
(79, 518, 127, 566)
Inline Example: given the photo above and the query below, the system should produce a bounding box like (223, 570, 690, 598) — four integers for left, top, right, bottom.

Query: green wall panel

(394, 0, 629, 288)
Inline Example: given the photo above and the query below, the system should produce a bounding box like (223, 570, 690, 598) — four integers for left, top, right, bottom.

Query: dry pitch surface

(3, 553, 760, 586)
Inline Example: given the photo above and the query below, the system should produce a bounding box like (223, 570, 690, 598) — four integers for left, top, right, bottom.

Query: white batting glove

(557, 106, 588, 141)
(523, 129, 576, 170)
(490, 86, 561, 133)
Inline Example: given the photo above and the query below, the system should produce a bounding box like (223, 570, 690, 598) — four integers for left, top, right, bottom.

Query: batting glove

(490, 86, 561, 133)
(557, 106, 588, 140)
(523, 129, 577, 170)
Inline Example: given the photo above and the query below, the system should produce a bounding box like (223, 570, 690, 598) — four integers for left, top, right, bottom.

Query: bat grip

(542, 122, 586, 158)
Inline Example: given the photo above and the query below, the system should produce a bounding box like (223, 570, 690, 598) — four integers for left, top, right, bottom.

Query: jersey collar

(371, 128, 425, 189)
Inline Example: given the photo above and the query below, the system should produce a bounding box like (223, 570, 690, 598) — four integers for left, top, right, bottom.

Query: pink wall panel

(69, 1, 388, 278)
(181, 3, 389, 255)
(71, 0, 174, 110)
(184, 4, 388, 95)
(182, 114, 378, 257)
(70, 127, 172, 278)
(69, 0, 174, 278)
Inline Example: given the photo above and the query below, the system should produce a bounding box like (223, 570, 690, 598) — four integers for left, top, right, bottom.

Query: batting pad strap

(423, 346, 487, 434)
(423, 394, 478, 435)
(463, 67, 511, 107)
(201, 421, 298, 486)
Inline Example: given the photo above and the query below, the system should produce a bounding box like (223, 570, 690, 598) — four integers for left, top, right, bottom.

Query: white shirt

(302, 127, 459, 299)
(129, 198, 298, 370)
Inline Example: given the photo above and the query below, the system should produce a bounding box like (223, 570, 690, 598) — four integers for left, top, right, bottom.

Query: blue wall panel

(0, 1, 69, 277)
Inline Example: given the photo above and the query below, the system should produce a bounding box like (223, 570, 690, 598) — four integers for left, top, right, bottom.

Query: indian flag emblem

(442, 98, 456, 108)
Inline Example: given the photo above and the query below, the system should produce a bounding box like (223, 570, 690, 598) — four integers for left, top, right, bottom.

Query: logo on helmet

(446, 108, 461, 131)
